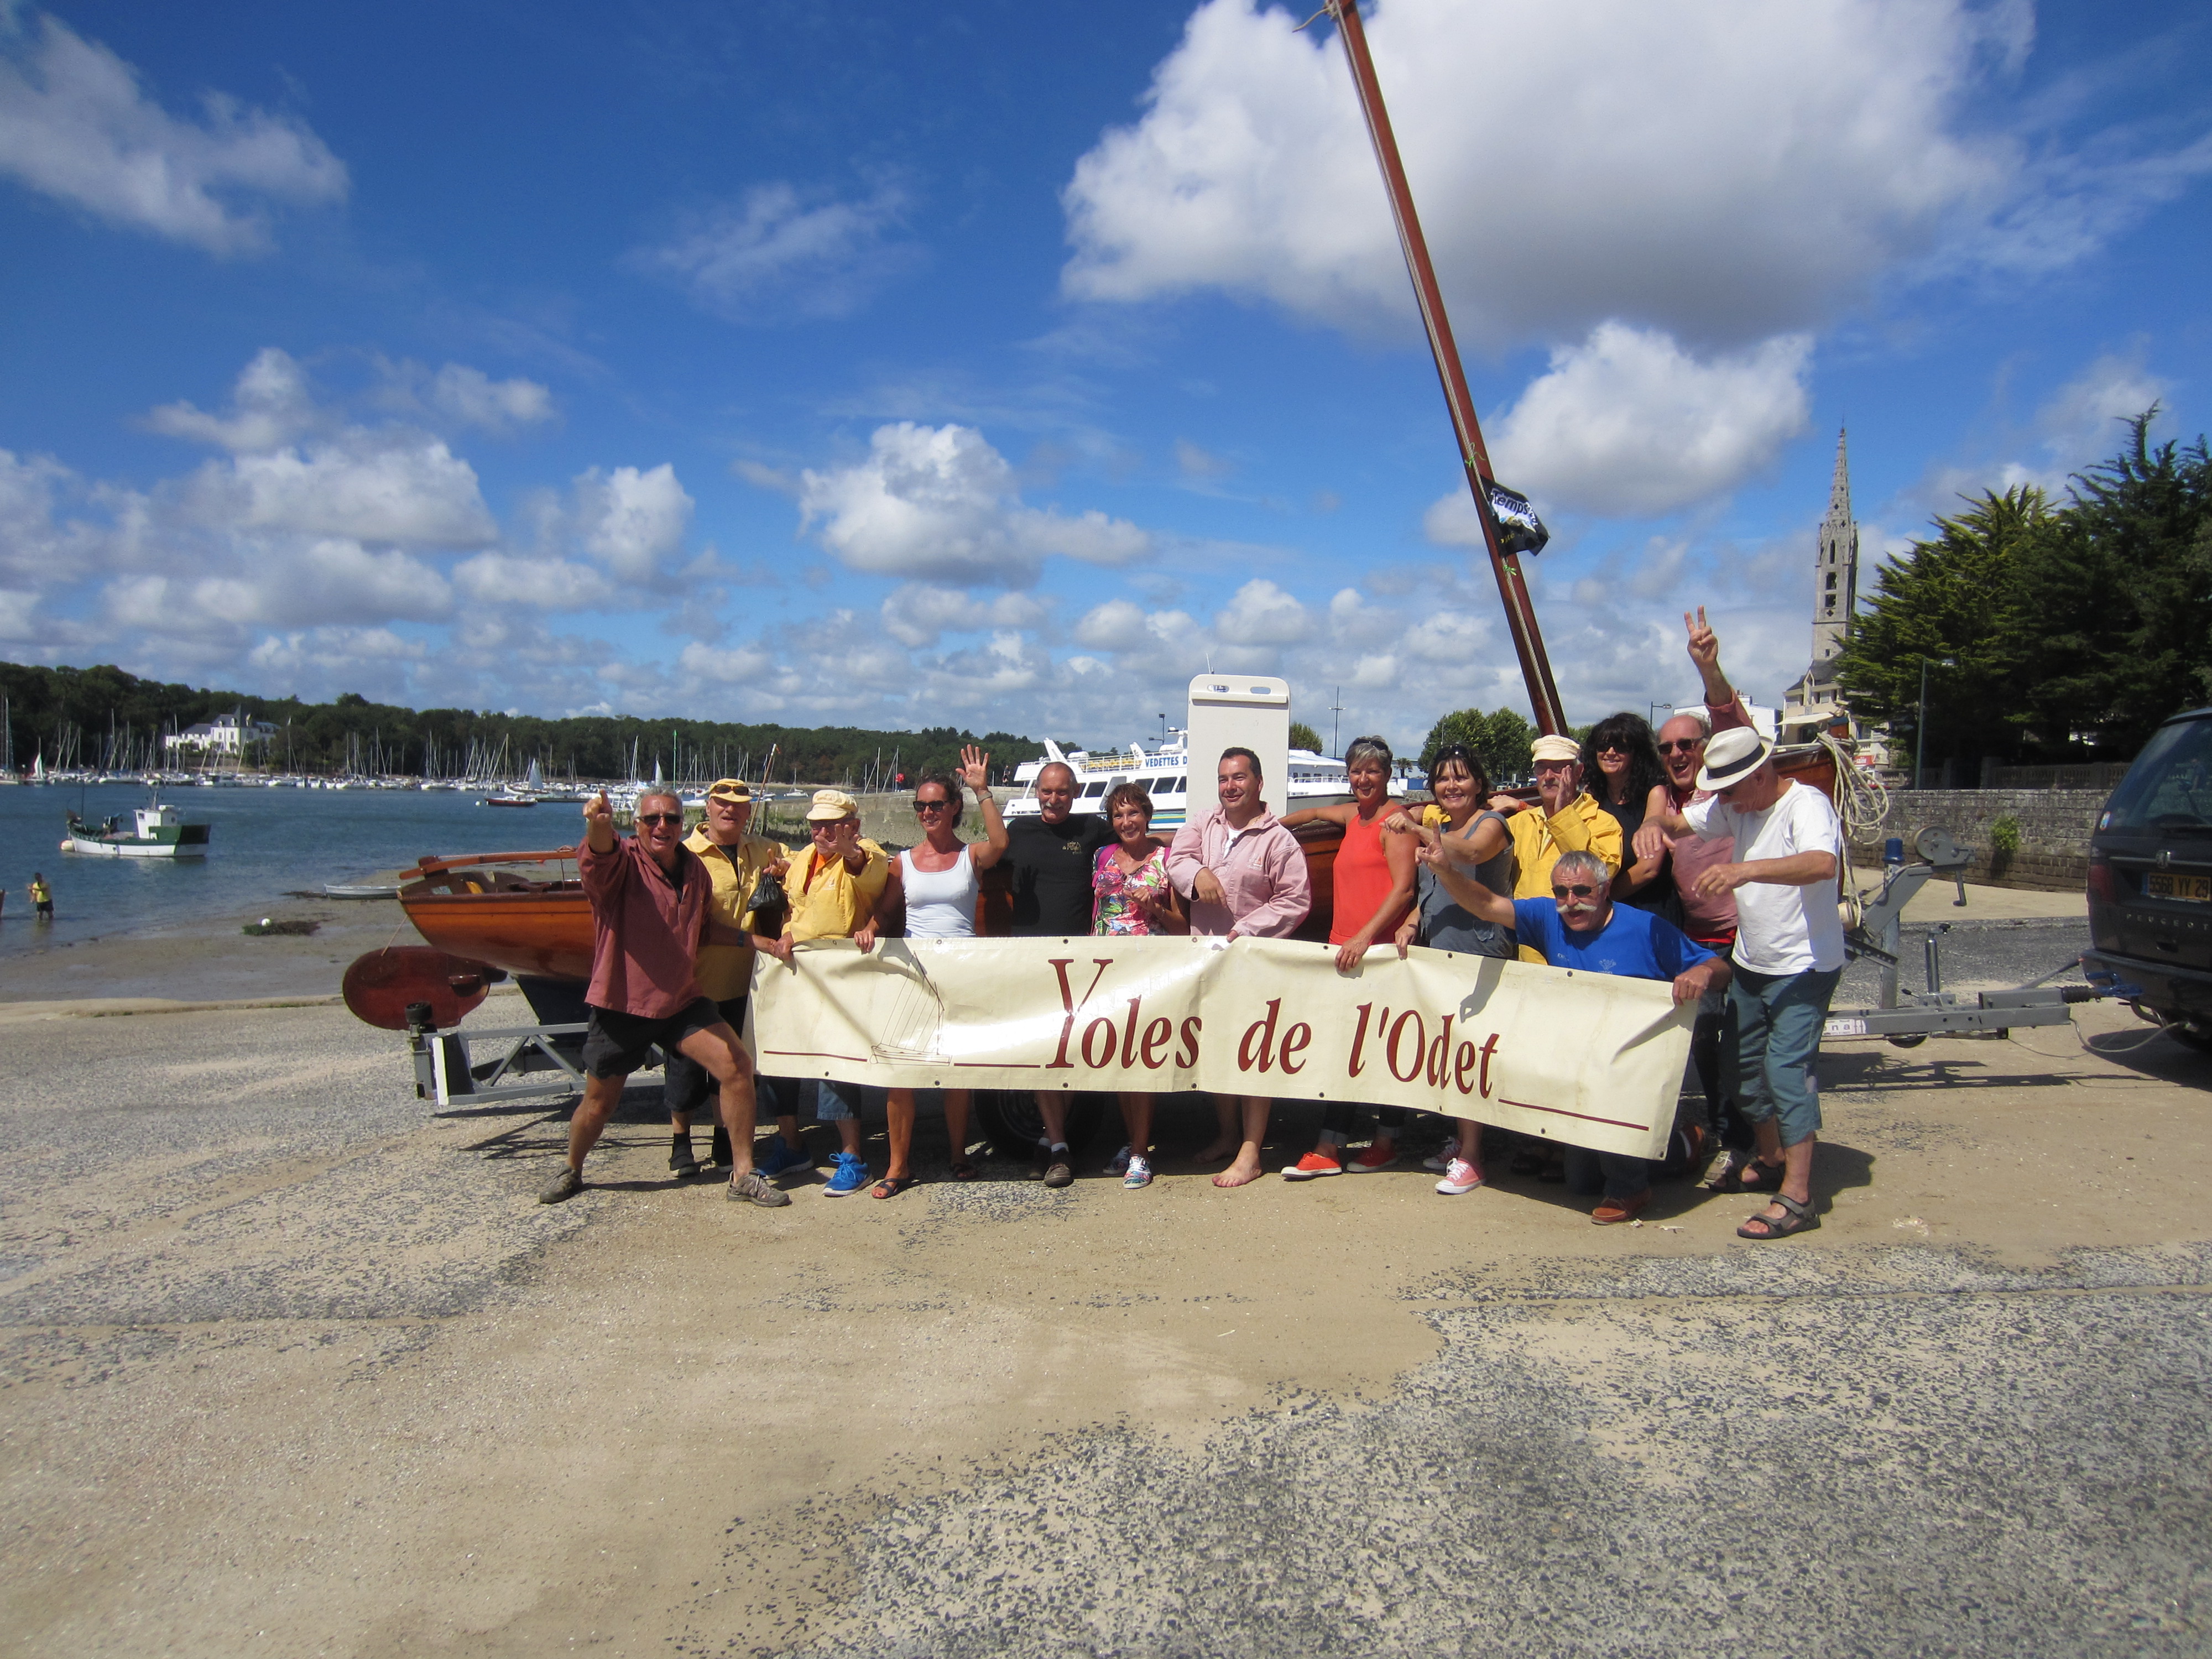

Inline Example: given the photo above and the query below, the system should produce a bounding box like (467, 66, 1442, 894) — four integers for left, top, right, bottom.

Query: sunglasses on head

(1551, 883, 1600, 899)
(1657, 738, 1702, 754)
(637, 811, 682, 826)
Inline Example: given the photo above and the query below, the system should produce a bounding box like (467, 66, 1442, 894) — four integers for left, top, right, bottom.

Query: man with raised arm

(1655, 608, 1757, 1176)
(1635, 714, 1847, 1241)
(540, 788, 789, 1209)
(1167, 747, 1312, 1188)
(1002, 758, 1114, 1187)
(1412, 842, 1729, 1223)
(1481, 733, 1623, 964)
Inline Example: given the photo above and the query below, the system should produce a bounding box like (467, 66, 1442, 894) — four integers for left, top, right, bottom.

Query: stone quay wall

(1850, 787, 2109, 892)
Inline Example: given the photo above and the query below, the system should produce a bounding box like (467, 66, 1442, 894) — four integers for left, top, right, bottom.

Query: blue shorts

(1727, 966, 1841, 1146)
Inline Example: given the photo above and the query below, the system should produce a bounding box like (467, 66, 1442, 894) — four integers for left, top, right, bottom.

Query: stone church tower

(1812, 427, 1858, 662)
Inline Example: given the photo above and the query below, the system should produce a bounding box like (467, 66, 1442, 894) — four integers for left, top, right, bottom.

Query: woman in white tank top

(871, 746, 1009, 1197)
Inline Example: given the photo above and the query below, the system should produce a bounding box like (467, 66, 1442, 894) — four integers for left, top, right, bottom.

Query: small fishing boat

(324, 881, 402, 900)
(63, 800, 212, 858)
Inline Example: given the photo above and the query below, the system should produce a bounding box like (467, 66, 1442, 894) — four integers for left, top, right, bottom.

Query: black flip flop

(871, 1173, 920, 1200)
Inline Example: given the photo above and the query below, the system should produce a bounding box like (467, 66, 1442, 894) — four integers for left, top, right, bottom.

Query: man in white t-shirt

(1639, 727, 1844, 1240)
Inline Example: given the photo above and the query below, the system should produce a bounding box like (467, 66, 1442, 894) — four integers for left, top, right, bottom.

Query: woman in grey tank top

(873, 748, 1008, 1197)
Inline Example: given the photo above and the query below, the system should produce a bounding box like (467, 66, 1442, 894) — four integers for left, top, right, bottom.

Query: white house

(164, 712, 278, 760)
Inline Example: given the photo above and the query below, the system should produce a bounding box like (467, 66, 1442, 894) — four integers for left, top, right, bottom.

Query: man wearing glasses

(1415, 845, 1728, 1223)
(540, 789, 789, 1208)
(661, 779, 799, 1180)
(1653, 608, 1759, 1173)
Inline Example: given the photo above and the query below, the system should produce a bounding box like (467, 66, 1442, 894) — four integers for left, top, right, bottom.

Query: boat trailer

(1824, 827, 2101, 1045)
(407, 1005, 598, 1108)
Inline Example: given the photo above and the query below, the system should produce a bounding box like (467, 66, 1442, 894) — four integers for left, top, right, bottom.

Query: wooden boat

(397, 834, 1346, 995)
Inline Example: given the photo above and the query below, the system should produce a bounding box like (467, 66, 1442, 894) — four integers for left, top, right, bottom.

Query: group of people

(540, 611, 1847, 1243)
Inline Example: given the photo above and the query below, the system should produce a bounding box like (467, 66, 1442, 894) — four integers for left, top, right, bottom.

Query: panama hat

(1696, 727, 1773, 791)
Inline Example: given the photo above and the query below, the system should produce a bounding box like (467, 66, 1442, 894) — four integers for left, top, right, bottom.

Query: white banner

(751, 936, 1692, 1160)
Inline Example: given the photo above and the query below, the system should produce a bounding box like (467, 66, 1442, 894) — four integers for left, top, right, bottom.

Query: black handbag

(745, 865, 789, 935)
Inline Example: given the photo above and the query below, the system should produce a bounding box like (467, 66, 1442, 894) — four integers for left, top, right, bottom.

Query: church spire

(1811, 425, 1858, 664)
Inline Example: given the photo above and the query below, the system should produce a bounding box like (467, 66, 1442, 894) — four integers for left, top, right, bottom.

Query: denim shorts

(1727, 965, 1842, 1146)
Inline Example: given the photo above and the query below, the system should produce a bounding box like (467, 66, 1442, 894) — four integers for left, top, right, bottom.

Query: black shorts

(582, 997, 725, 1081)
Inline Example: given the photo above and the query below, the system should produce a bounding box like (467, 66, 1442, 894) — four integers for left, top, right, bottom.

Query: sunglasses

(915, 799, 953, 813)
(1551, 883, 1600, 899)
(1657, 738, 1703, 755)
(1597, 742, 1629, 755)
(637, 812, 683, 826)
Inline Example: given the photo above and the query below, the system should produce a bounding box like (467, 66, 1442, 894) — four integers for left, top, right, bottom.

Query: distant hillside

(0, 661, 1049, 786)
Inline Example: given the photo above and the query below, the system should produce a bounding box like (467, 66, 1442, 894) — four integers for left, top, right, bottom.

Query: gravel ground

(4, 977, 2209, 1658)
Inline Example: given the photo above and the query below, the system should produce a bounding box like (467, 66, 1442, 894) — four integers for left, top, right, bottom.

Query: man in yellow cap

(758, 788, 890, 1195)
(662, 780, 792, 1178)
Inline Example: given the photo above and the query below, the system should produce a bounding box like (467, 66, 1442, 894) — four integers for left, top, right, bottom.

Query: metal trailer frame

(409, 1015, 597, 1108)
(1823, 827, 2101, 1044)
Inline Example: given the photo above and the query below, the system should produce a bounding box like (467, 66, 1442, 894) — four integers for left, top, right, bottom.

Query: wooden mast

(1325, 0, 1569, 735)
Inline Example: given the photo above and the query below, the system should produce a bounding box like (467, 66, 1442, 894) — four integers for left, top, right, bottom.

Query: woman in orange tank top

(1279, 735, 1419, 1178)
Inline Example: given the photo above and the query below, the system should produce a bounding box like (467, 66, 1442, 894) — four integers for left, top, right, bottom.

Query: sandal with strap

(947, 1159, 978, 1182)
(1738, 1193, 1819, 1240)
(870, 1173, 921, 1201)
(1708, 1152, 1783, 1194)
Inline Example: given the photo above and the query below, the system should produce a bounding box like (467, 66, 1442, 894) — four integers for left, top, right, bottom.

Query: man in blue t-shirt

(1420, 845, 1731, 1223)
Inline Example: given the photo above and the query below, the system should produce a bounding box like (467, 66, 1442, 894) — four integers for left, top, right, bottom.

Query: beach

(2, 900, 2208, 1656)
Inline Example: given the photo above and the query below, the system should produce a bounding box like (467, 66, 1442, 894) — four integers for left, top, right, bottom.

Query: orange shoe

(1346, 1141, 1399, 1172)
(1282, 1150, 1344, 1181)
(1590, 1190, 1651, 1225)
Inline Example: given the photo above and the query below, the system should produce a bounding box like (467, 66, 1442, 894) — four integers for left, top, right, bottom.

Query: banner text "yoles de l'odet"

(751, 936, 1692, 1161)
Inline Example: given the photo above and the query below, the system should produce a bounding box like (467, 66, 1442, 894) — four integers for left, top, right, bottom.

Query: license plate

(2148, 872, 2212, 902)
(1823, 1016, 1868, 1038)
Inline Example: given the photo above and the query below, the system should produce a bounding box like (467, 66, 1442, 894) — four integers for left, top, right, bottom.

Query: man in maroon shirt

(1651, 608, 1755, 1178)
(539, 789, 789, 1208)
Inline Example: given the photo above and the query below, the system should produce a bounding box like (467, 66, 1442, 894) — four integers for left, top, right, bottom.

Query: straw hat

(1695, 727, 1774, 791)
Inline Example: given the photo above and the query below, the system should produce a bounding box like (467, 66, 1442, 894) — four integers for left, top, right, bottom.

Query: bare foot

(1194, 1138, 1237, 1163)
(1212, 1155, 1264, 1188)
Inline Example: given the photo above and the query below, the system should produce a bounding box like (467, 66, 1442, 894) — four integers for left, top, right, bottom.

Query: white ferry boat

(1004, 731, 1400, 828)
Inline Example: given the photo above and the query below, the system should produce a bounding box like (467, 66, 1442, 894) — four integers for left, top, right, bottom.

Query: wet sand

(1, 973, 2208, 1656)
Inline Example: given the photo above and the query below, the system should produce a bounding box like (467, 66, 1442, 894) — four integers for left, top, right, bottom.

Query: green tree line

(0, 661, 1048, 786)
(1837, 410, 2211, 769)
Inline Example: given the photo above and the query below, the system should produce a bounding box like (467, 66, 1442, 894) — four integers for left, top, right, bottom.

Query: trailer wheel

(974, 1089, 1107, 1161)
(1886, 1034, 1928, 1048)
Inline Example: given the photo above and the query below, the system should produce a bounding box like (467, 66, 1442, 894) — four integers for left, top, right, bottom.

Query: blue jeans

(1727, 966, 1841, 1147)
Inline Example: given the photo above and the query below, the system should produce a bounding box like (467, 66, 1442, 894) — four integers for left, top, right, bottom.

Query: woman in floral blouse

(1091, 782, 1186, 1186)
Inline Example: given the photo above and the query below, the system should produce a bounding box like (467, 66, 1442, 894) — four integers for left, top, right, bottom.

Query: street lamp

(1914, 656, 1956, 787)
(1649, 701, 1673, 729)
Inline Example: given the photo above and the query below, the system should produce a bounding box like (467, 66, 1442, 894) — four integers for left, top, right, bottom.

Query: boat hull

(62, 827, 211, 858)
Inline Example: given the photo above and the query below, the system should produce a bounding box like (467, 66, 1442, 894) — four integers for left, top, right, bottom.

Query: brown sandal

(1707, 1152, 1782, 1194)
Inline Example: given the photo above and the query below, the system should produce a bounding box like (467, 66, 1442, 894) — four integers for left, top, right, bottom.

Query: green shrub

(1989, 814, 2022, 854)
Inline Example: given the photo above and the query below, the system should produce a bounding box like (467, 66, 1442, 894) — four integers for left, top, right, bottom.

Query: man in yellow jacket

(759, 789, 890, 1196)
(1506, 733, 1623, 963)
(662, 779, 790, 1178)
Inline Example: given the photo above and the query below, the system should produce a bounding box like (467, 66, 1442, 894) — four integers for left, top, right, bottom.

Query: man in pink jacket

(1167, 747, 1312, 1187)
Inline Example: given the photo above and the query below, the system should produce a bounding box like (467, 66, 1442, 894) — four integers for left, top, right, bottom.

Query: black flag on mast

(1485, 479, 1550, 556)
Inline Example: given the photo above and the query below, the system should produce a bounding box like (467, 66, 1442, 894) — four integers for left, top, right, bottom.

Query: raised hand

(1685, 606, 1719, 673)
(582, 791, 612, 829)
(959, 744, 990, 793)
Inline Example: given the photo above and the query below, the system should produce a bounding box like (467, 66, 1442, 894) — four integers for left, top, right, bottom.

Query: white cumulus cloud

(426, 364, 555, 433)
(1063, 0, 2046, 348)
(578, 463, 693, 581)
(798, 423, 1152, 585)
(0, 12, 346, 254)
(1472, 323, 1813, 519)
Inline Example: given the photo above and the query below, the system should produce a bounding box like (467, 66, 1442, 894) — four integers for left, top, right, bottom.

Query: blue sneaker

(757, 1139, 813, 1180)
(822, 1152, 869, 1196)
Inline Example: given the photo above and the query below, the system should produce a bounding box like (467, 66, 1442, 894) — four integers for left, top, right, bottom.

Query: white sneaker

(1421, 1136, 1460, 1172)
(1104, 1143, 1132, 1176)
(1434, 1158, 1483, 1196)
(1122, 1155, 1152, 1190)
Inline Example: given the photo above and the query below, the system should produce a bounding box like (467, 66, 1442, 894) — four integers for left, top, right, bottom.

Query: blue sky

(2, 0, 2206, 753)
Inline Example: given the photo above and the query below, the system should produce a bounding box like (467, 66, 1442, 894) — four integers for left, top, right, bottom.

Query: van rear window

(2104, 716, 2212, 833)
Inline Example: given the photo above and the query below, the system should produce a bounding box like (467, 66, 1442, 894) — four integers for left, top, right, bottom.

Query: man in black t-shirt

(1004, 761, 1115, 935)
(1003, 760, 1113, 1186)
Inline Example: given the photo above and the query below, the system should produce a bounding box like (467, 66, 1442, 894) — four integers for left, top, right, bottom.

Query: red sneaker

(1590, 1190, 1651, 1225)
(1347, 1142, 1399, 1172)
(1281, 1150, 1344, 1181)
